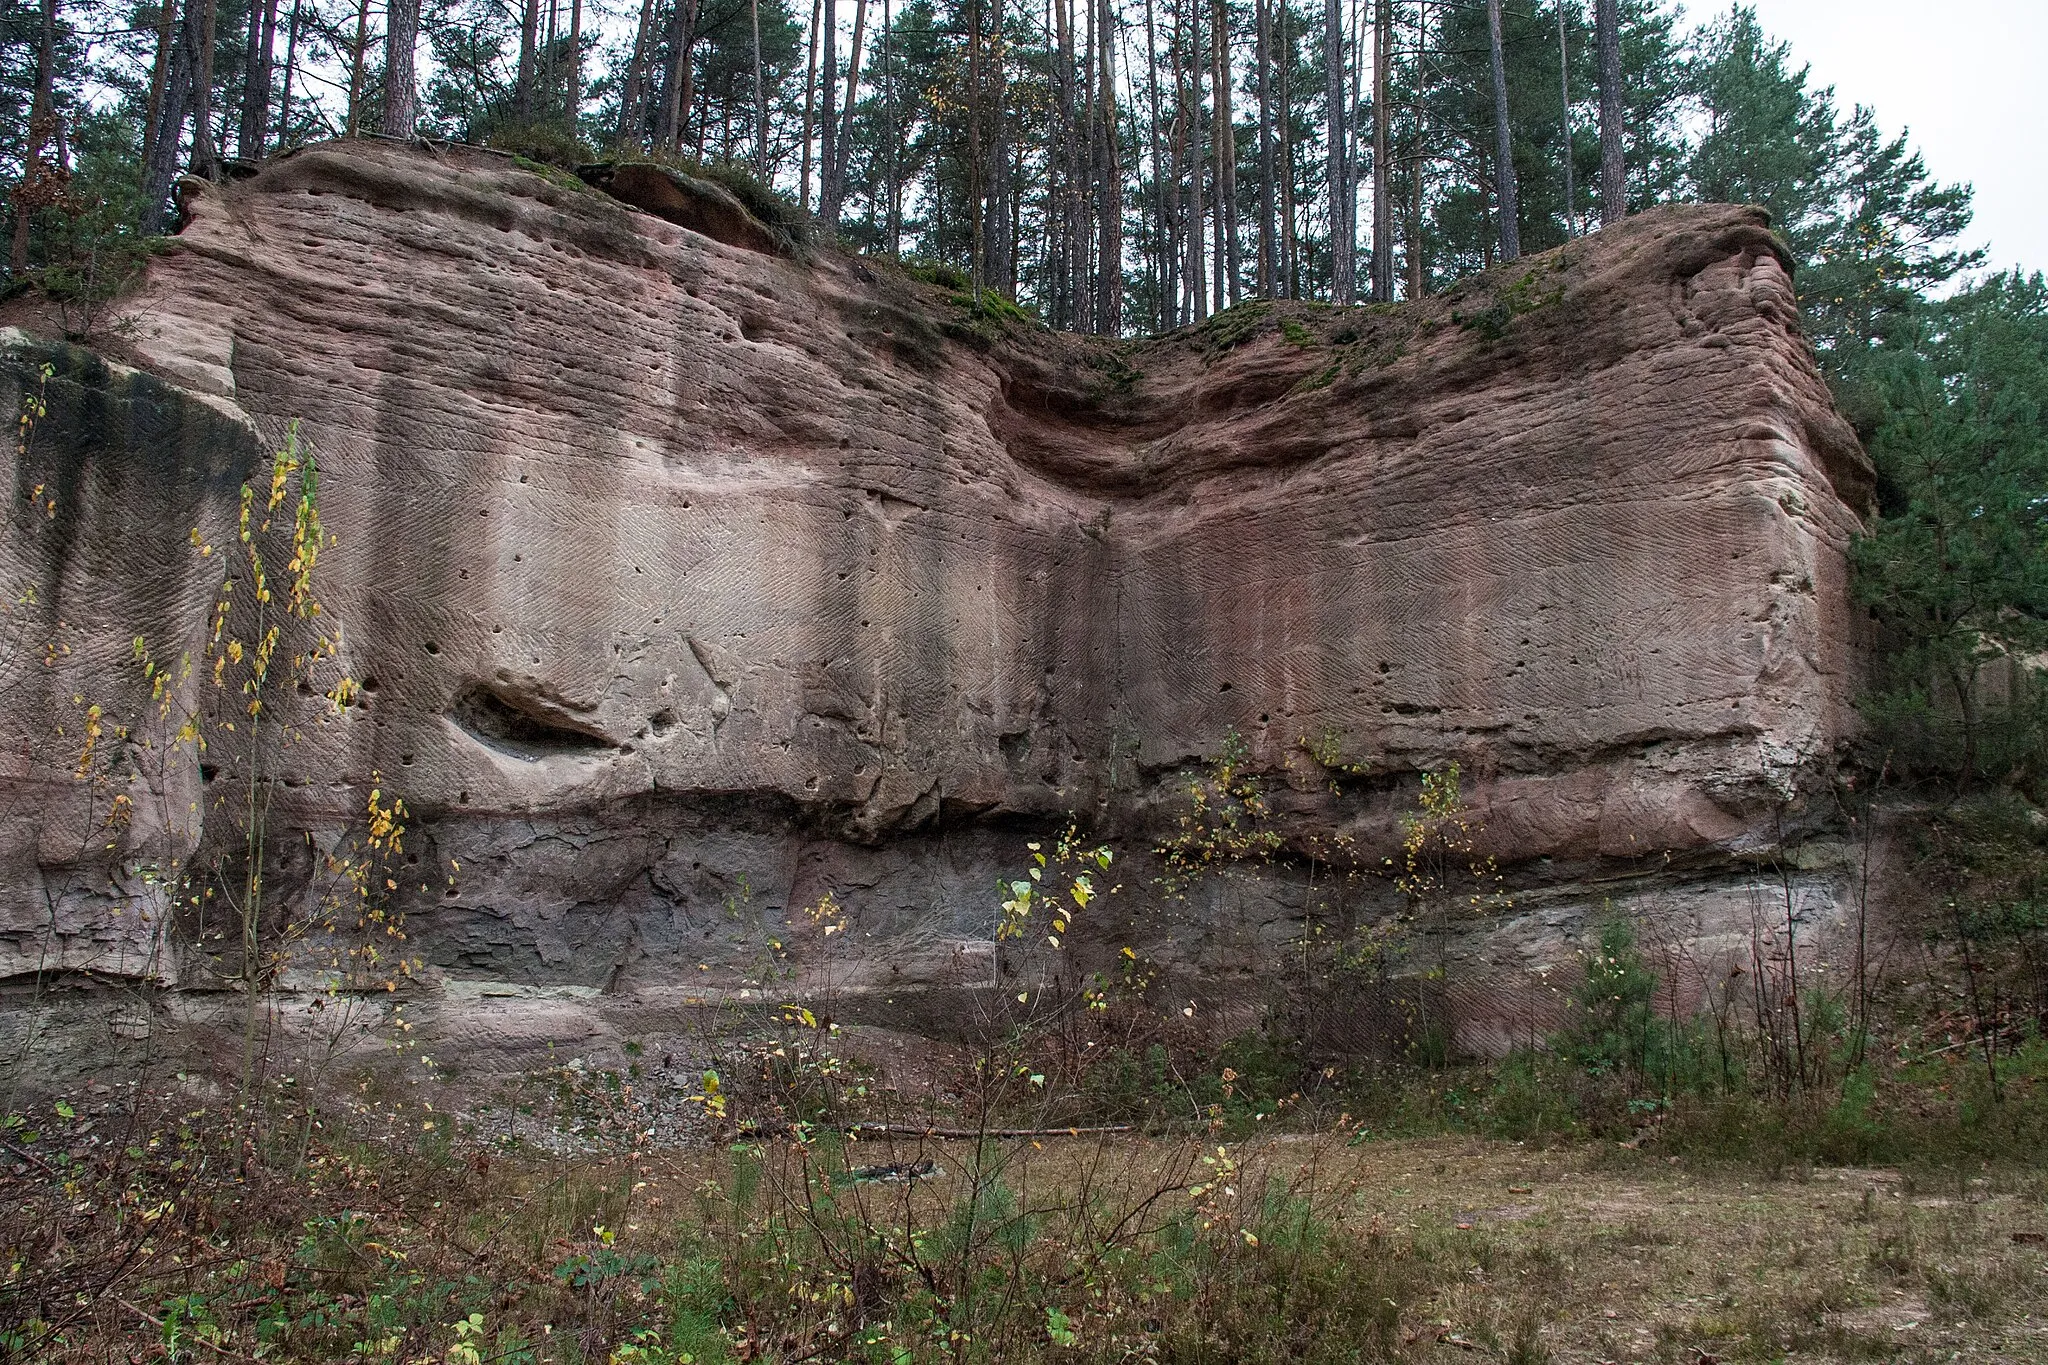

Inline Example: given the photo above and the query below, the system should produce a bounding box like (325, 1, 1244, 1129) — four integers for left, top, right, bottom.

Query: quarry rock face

(0, 141, 1870, 1065)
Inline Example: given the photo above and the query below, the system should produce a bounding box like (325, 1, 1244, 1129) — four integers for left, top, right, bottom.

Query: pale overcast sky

(1740, 0, 2047, 277)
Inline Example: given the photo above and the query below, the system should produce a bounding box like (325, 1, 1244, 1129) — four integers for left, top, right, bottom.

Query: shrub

(483, 119, 596, 169)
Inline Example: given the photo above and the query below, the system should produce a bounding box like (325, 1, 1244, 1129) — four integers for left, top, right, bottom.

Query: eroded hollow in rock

(449, 683, 613, 757)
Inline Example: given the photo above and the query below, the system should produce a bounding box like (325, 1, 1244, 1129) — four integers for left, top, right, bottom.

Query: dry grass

(5, 1087, 2046, 1363)
(487, 1129, 2048, 1362)
(1299, 1136, 2048, 1362)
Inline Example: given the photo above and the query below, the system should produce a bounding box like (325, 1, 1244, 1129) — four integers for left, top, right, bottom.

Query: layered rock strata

(0, 140, 1869, 1063)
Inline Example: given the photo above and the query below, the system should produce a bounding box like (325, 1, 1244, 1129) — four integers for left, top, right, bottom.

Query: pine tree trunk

(381, 0, 419, 136)
(1143, 0, 1169, 328)
(1951, 667, 1980, 796)
(1348, 0, 1363, 285)
(8, 0, 58, 275)
(1211, 0, 1235, 307)
(1009, 135, 1025, 294)
(1075, 0, 1093, 330)
(883, 0, 899, 250)
(1485, 0, 1518, 261)
(824, 0, 869, 222)
(661, 0, 704, 150)
(543, 0, 558, 103)
(1254, 0, 1274, 297)
(1206, 0, 1220, 313)
(967, 0, 985, 292)
(238, 0, 277, 157)
(1208, 97, 1222, 311)
(515, 0, 538, 120)
(691, 68, 708, 155)
(1370, 0, 1389, 299)
(754, 0, 767, 167)
(1323, 0, 1348, 301)
(344, 0, 370, 133)
(1405, 136, 1422, 297)
(1063, 0, 1086, 328)
(140, 0, 194, 232)
(800, 0, 820, 208)
(1404, 0, 1424, 297)
(142, 0, 175, 172)
(1278, 0, 1295, 297)
(1169, 107, 1185, 323)
(188, 0, 218, 173)
(566, 0, 582, 131)
(1556, 1, 1573, 235)
(618, 0, 654, 144)
(1173, 0, 1192, 322)
(1049, 0, 1070, 325)
(985, 0, 1010, 290)
(1185, 0, 1204, 320)
(1094, 0, 1121, 331)
(1172, 138, 1186, 323)
(275, 0, 300, 146)
(1596, 0, 1622, 224)
(818, 0, 839, 188)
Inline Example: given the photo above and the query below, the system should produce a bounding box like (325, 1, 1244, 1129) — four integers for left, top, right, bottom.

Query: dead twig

(116, 1299, 269, 1363)
(1, 1137, 57, 1175)
(742, 1120, 1135, 1140)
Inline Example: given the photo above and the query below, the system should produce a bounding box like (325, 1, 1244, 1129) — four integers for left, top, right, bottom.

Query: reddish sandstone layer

(1, 140, 1868, 1047)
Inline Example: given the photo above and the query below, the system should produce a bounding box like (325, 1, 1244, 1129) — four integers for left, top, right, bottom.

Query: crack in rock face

(0, 140, 1873, 1068)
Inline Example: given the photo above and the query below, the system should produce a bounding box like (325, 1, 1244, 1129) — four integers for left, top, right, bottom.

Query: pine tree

(1207, 0, 1230, 308)
(1321, 0, 1348, 300)
(383, 0, 420, 135)
(1484, 0, 1517, 261)
(1682, 7, 1832, 242)
(8, 0, 58, 272)
(1680, 7, 1977, 385)
(1853, 274, 2048, 788)
(238, 0, 277, 155)
(1368, 0, 1388, 299)
(1595, 0, 1619, 223)
(1554, 0, 1572, 234)
(1803, 104, 1981, 370)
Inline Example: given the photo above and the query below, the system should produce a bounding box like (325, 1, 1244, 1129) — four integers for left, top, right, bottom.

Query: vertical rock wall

(0, 140, 1870, 1063)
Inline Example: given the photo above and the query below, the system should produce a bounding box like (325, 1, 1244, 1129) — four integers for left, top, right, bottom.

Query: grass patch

(903, 258, 970, 290)
(8, 1081, 2041, 1364)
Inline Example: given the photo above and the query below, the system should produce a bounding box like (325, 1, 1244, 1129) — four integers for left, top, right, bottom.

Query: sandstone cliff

(0, 140, 1869, 1062)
